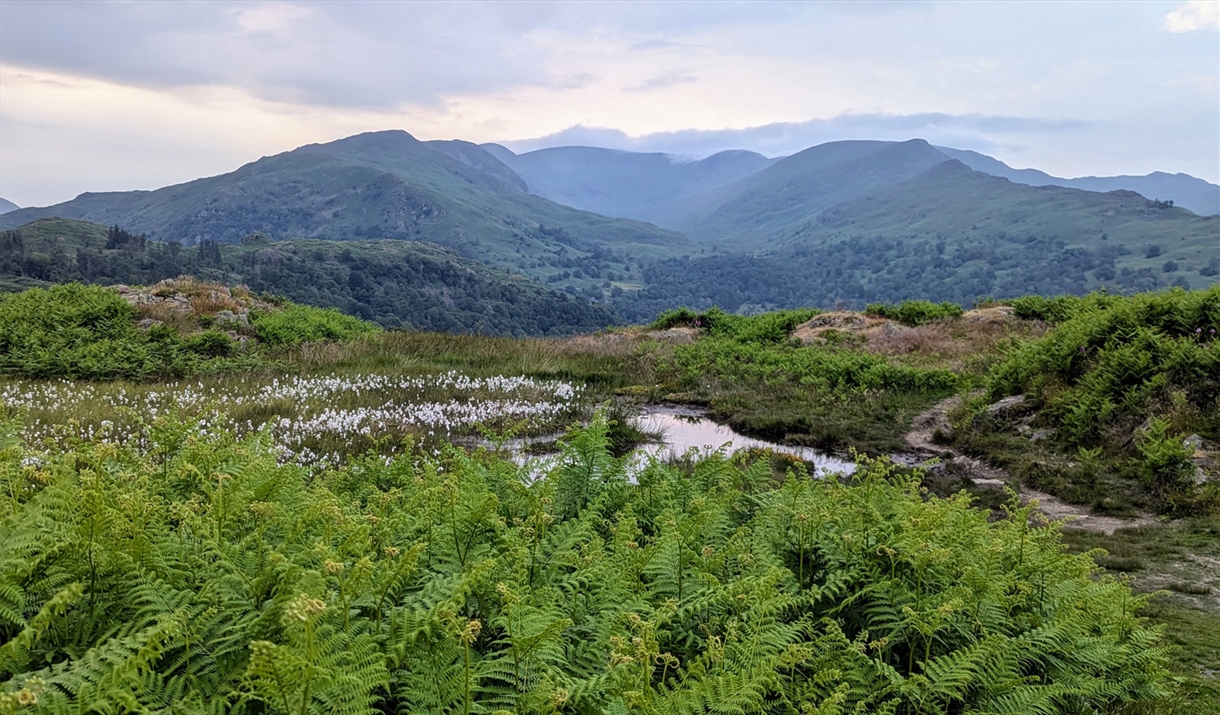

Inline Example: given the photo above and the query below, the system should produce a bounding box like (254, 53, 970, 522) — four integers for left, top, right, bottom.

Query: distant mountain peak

(934, 145, 1219, 215)
(0, 198, 19, 215)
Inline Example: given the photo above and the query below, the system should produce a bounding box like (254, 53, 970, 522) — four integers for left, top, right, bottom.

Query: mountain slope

(486, 144, 776, 224)
(0, 198, 18, 214)
(663, 139, 951, 247)
(0, 217, 619, 335)
(936, 147, 1220, 216)
(0, 131, 690, 291)
(615, 160, 1220, 318)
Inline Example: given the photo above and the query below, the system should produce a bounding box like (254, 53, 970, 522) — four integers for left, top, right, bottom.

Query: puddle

(631, 405, 855, 476)
(469, 405, 855, 478)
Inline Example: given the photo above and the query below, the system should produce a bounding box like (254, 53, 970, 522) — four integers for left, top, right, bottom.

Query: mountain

(0, 198, 18, 214)
(485, 140, 1218, 227)
(4, 131, 1214, 326)
(936, 147, 1220, 216)
(662, 139, 951, 248)
(484, 144, 775, 224)
(0, 217, 618, 335)
(0, 131, 690, 293)
(615, 160, 1220, 319)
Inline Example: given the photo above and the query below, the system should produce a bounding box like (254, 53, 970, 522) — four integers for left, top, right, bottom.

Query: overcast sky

(1, 0, 1217, 207)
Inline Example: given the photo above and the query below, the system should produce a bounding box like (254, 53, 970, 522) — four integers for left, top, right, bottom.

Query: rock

(1183, 434, 1203, 451)
(1030, 428, 1055, 442)
(215, 310, 249, 326)
(137, 318, 163, 330)
(648, 328, 695, 344)
(984, 395, 1026, 417)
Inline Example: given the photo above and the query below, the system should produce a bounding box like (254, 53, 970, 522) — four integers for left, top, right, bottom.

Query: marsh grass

(1, 368, 589, 467)
(290, 330, 648, 384)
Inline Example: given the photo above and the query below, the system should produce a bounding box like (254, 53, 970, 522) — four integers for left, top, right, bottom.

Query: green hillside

(0, 218, 618, 336)
(663, 139, 951, 247)
(3, 133, 1215, 322)
(0, 131, 690, 292)
(616, 162, 1218, 318)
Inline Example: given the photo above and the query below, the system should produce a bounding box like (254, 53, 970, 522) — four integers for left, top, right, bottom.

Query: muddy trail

(898, 396, 1157, 535)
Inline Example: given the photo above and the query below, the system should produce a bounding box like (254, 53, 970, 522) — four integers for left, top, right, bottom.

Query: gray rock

(1183, 434, 1203, 451)
(137, 318, 164, 330)
(215, 310, 249, 326)
(1030, 428, 1055, 442)
(984, 395, 1026, 416)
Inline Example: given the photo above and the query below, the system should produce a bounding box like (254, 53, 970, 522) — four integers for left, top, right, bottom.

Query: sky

(1, 0, 1217, 208)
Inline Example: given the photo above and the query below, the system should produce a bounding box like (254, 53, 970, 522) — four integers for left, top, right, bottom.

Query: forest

(0, 221, 616, 337)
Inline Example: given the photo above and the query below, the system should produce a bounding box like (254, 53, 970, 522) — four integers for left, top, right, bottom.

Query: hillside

(0, 131, 690, 292)
(661, 139, 952, 247)
(0, 198, 17, 214)
(0, 217, 619, 336)
(617, 162, 1219, 318)
(937, 147, 1220, 216)
(485, 144, 775, 223)
(3, 131, 1215, 320)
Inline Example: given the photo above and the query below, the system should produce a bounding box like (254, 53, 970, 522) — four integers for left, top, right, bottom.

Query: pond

(488, 405, 856, 478)
(631, 405, 856, 476)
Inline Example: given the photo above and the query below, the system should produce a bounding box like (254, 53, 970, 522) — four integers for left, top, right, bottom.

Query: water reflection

(473, 405, 855, 478)
(631, 405, 856, 476)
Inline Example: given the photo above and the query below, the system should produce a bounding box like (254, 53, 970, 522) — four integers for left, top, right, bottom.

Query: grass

(1060, 520, 1220, 713)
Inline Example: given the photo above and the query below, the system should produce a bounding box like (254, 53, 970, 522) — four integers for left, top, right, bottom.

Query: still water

(482, 405, 856, 478)
(631, 405, 856, 476)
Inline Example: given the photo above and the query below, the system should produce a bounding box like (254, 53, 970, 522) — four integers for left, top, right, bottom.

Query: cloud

(1, 0, 1216, 204)
(624, 72, 698, 92)
(1164, 1, 1220, 32)
(501, 113, 1093, 159)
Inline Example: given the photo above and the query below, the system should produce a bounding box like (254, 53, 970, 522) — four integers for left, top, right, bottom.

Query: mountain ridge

(2, 130, 1214, 324)
(0, 130, 691, 293)
(935, 147, 1220, 216)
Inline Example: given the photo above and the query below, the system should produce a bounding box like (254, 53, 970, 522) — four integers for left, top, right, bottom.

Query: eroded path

(899, 396, 1157, 535)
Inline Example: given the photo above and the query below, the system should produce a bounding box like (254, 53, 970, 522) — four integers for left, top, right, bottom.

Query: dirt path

(899, 396, 1156, 535)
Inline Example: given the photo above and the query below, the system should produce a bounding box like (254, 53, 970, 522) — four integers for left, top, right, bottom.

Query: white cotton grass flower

(1, 371, 587, 468)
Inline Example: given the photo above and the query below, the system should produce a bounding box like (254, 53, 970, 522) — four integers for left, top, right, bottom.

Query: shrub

(987, 287, 1220, 512)
(251, 305, 379, 347)
(0, 284, 376, 379)
(865, 299, 964, 326)
(649, 306, 699, 330)
(1009, 291, 1122, 323)
(182, 329, 235, 358)
(0, 283, 166, 379)
(669, 336, 958, 393)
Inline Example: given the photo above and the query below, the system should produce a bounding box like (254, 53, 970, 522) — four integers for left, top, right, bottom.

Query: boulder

(984, 395, 1026, 417)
